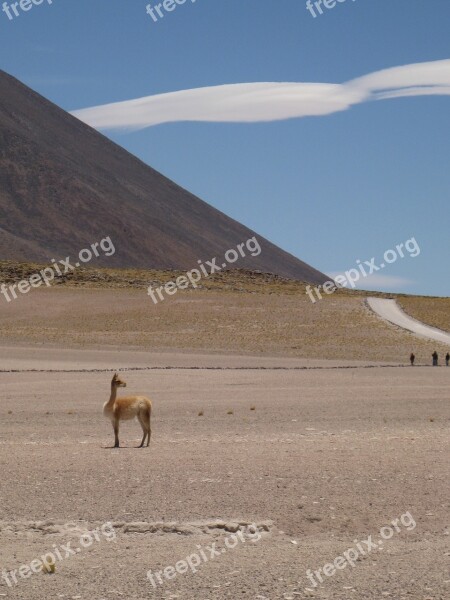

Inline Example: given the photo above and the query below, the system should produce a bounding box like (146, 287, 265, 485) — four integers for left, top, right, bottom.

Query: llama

(103, 373, 152, 448)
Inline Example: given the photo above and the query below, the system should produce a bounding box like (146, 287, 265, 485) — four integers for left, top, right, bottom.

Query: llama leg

(139, 409, 151, 447)
(113, 420, 120, 448)
(137, 414, 147, 448)
(146, 409, 151, 447)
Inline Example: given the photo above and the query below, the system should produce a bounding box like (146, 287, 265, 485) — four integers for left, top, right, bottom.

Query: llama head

(111, 372, 127, 388)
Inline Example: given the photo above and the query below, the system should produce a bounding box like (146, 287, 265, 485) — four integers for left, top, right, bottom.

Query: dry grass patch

(398, 296, 450, 333)
(0, 262, 448, 362)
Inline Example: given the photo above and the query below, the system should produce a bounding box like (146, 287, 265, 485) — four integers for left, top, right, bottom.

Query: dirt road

(367, 298, 450, 346)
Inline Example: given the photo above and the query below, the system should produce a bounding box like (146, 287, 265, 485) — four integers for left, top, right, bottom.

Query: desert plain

(0, 270, 449, 600)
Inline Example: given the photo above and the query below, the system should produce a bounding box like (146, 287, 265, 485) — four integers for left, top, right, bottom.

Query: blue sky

(1, 0, 449, 295)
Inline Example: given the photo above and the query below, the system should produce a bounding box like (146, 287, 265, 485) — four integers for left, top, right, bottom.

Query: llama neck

(105, 385, 117, 409)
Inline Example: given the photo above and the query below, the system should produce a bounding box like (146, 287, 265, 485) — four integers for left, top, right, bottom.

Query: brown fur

(103, 373, 152, 448)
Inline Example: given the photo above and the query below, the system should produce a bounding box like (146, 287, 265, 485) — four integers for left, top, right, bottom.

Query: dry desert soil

(0, 267, 449, 600)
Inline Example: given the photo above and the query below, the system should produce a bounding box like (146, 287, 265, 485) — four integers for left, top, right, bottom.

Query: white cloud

(71, 59, 450, 131)
(376, 86, 450, 100)
(328, 272, 415, 291)
(348, 59, 450, 92)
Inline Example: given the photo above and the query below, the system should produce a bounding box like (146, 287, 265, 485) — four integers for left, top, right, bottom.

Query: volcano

(0, 70, 327, 284)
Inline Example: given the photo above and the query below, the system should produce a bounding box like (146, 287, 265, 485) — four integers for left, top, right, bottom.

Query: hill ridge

(0, 70, 327, 283)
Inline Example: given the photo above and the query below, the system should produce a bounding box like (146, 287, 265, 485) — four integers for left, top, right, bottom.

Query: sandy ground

(1, 287, 449, 363)
(367, 298, 450, 346)
(0, 347, 449, 600)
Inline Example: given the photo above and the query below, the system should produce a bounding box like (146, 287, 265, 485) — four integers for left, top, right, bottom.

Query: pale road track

(367, 297, 450, 346)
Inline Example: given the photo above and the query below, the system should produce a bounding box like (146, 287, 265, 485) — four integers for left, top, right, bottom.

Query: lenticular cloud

(71, 59, 450, 131)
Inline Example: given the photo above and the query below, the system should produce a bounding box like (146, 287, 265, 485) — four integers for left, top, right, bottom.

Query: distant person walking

(446, 352, 450, 366)
(410, 352, 415, 366)
(432, 351, 438, 366)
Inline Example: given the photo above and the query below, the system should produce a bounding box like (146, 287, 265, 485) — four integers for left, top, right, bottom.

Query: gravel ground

(0, 349, 448, 599)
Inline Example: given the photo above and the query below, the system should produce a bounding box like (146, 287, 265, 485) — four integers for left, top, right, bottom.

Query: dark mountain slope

(0, 70, 327, 283)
